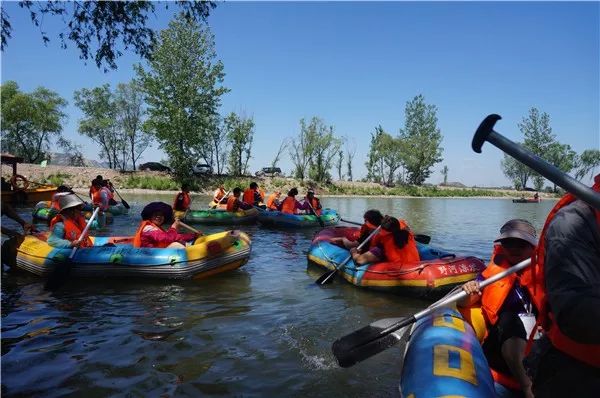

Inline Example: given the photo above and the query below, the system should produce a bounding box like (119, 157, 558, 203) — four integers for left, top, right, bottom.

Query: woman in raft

(133, 202, 200, 249)
(330, 209, 384, 249)
(350, 216, 419, 265)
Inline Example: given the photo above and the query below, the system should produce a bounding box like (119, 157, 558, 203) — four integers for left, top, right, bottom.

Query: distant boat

(512, 197, 541, 203)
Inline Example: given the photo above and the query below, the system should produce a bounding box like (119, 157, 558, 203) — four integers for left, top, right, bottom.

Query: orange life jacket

(173, 191, 191, 211)
(132, 220, 169, 248)
(49, 214, 93, 247)
(280, 196, 297, 214)
(214, 188, 226, 202)
(226, 196, 239, 212)
(462, 245, 525, 390)
(92, 187, 110, 210)
(480, 246, 519, 326)
(259, 189, 265, 201)
(521, 174, 600, 367)
(243, 188, 257, 205)
(306, 196, 322, 216)
(371, 221, 419, 263)
(266, 193, 280, 210)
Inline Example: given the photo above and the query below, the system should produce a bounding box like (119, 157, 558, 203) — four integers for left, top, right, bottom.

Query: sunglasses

(500, 239, 531, 249)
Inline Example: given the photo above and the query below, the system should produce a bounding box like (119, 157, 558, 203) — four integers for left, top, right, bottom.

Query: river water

(1, 195, 556, 397)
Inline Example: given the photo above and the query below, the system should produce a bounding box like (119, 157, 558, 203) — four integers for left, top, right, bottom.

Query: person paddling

(226, 188, 253, 212)
(213, 184, 226, 204)
(305, 189, 322, 216)
(278, 188, 309, 214)
(350, 216, 419, 265)
(458, 219, 538, 398)
(243, 182, 263, 207)
(330, 209, 383, 249)
(132, 202, 199, 249)
(266, 191, 282, 211)
(173, 184, 192, 213)
(48, 194, 98, 248)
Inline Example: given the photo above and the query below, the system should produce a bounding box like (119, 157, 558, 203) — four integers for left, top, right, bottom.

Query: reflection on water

(2, 194, 557, 396)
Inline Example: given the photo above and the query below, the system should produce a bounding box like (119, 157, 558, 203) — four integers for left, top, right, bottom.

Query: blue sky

(1, 1, 598, 186)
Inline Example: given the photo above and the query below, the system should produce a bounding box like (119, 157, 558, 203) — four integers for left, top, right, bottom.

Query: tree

(521, 107, 557, 190)
(501, 151, 531, 190)
(2, 1, 215, 71)
(74, 84, 124, 169)
(225, 112, 255, 176)
(344, 136, 356, 182)
(136, 14, 228, 181)
(271, 138, 289, 169)
(0, 81, 68, 163)
(401, 95, 443, 185)
(441, 165, 449, 185)
(305, 118, 341, 183)
(336, 149, 344, 181)
(114, 81, 150, 171)
(290, 118, 317, 180)
(365, 127, 385, 183)
(365, 126, 405, 186)
(545, 142, 578, 191)
(575, 149, 600, 182)
(56, 137, 85, 167)
(206, 118, 228, 175)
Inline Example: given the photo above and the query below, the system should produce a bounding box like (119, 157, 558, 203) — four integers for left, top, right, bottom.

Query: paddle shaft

(306, 199, 324, 227)
(379, 258, 532, 337)
(112, 186, 130, 209)
(218, 190, 231, 204)
(473, 114, 600, 209)
(69, 207, 100, 259)
(178, 220, 202, 235)
(317, 226, 382, 285)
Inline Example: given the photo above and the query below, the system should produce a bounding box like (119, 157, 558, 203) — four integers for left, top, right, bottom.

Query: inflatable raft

(307, 227, 485, 299)
(32, 200, 127, 218)
(15, 230, 251, 280)
(176, 207, 260, 225)
(512, 198, 540, 203)
(399, 307, 495, 397)
(258, 208, 340, 228)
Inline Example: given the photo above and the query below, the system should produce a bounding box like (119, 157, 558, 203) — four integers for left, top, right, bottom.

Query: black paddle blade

(315, 269, 337, 285)
(415, 234, 431, 244)
(44, 260, 73, 291)
(1, 234, 24, 269)
(332, 316, 413, 368)
(121, 199, 130, 209)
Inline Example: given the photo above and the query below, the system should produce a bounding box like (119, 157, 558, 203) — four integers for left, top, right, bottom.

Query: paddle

(331, 257, 532, 367)
(473, 114, 600, 210)
(211, 190, 231, 209)
(306, 199, 325, 227)
(177, 220, 202, 235)
(44, 207, 100, 291)
(315, 225, 382, 285)
(112, 186, 130, 209)
(340, 218, 431, 245)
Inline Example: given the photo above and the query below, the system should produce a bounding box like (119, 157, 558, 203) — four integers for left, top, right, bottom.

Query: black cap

(494, 219, 537, 246)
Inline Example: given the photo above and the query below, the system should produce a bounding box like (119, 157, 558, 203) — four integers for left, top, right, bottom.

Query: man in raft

(304, 189, 323, 216)
(330, 209, 383, 249)
(213, 184, 226, 205)
(243, 182, 263, 207)
(266, 191, 282, 211)
(226, 188, 253, 212)
(278, 188, 309, 214)
(173, 184, 192, 215)
(458, 219, 537, 398)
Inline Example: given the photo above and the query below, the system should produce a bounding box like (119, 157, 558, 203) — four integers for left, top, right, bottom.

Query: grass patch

(45, 173, 72, 186)
(123, 175, 181, 191)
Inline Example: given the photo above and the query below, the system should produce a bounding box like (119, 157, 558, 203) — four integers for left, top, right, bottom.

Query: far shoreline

(73, 188, 559, 202)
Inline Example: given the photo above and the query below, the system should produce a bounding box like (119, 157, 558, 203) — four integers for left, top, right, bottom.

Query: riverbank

(1, 163, 557, 199)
